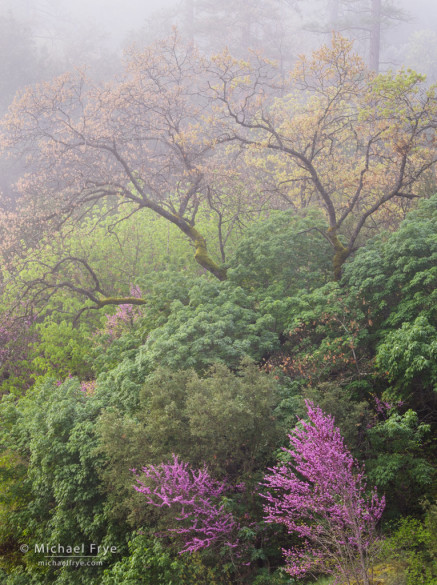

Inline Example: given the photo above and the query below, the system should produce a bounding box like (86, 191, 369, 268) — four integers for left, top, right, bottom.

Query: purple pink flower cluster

(132, 455, 239, 553)
(104, 285, 143, 339)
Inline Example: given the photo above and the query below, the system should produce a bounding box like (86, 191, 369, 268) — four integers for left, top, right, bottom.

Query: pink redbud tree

(103, 284, 143, 340)
(262, 401, 385, 585)
(132, 455, 239, 554)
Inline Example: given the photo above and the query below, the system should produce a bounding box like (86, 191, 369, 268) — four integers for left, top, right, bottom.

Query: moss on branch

(328, 227, 350, 281)
(173, 217, 227, 281)
(96, 297, 148, 308)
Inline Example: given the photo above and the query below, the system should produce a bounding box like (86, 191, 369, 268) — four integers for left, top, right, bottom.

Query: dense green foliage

(1, 198, 437, 584)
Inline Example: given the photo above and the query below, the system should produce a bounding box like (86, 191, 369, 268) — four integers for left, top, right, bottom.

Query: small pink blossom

(103, 284, 143, 340)
(80, 380, 96, 395)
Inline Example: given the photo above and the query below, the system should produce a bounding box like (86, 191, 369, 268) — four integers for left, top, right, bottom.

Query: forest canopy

(2, 34, 437, 295)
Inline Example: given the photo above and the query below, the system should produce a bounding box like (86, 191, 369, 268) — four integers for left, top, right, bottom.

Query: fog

(3, 0, 437, 68)
(3, 0, 176, 48)
(2, 0, 437, 115)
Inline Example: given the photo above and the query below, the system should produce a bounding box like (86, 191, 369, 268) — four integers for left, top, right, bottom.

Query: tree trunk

(327, 227, 350, 281)
(175, 218, 227, 280)
(369, 0, 381, 72)
(191, 228, 227, 280)
(138, 202, 227, 281)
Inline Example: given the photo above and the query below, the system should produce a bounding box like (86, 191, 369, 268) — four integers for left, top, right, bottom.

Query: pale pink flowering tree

(132, 455, 240, 554)
(262, 401, 385, 585)
(103, 284, 143, 339)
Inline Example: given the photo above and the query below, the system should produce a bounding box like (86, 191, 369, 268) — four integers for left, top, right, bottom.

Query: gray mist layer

(2, 0, 437, 114)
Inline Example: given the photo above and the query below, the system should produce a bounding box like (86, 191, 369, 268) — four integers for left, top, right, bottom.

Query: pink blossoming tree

(132, 455, 239, 554)
(103, 284, 143, 340)
(262, 401, 385, 585)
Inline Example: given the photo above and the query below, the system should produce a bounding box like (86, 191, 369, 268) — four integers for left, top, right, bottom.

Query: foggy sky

(3, 0, 176, 46)
(4, 0, 436, 50)
(2, 0, 437, 79)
